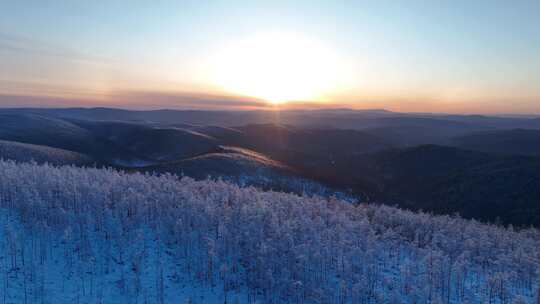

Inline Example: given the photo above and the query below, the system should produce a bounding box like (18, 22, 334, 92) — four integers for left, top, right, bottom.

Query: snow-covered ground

(0, 140, 93, 166)
(0, 160, 538, 303)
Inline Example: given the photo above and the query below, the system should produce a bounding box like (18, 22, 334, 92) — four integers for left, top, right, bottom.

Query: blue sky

(1, 0, 539, 112)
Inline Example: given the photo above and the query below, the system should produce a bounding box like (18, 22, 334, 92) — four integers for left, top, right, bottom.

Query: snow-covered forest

(0, 160, 538, 303)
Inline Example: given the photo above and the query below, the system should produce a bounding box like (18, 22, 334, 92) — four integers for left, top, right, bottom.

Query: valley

(1, 108, 540, 227)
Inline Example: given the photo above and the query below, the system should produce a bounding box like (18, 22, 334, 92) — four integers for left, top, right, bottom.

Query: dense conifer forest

(0, 160, 538, 303)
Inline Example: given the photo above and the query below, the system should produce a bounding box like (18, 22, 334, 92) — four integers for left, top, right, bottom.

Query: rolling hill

(143, 146, 292, 178)
(139, 146, 341, 196)
(0, 139, 94, 165)
(0, 113, 95, 150)
(346, 145, 540, 226)
(0, 114, 147, 165)
(204, 123, 392, 160)
(452, 129, 540, 156)
(7, 107, 540, 130)
(1, 108, 540, 226)
(69, 119, 218, 162)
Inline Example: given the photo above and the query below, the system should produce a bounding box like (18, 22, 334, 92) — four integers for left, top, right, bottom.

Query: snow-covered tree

(0, 159, 537, 303)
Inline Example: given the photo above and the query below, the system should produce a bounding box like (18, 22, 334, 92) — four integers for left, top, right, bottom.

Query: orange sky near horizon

(1, 1, 540, 114)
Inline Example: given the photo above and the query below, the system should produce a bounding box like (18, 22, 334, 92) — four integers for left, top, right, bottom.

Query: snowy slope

(0, 113, 95, 150)
(0, 114, 149, 165)
(0, 161, 538, 303)
(68, 120, 219, 162)
(140, 146, 346, 197)
(0, 139, 94, 165)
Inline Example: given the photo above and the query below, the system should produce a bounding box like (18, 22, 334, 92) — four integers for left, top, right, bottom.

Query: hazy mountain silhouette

(1, 107, 540, 226)
(452, 129, 540, 156)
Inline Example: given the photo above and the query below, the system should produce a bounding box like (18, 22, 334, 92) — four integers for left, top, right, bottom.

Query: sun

(208, 31, 348, 104)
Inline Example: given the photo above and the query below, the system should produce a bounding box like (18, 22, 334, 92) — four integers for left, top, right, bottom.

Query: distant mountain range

(1, 107, 539, 226)
(452, 129, 540, 156)
(348, 145, 540, 226)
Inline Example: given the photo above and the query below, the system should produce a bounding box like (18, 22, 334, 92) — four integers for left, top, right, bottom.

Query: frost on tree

(0, 160, 537, 303)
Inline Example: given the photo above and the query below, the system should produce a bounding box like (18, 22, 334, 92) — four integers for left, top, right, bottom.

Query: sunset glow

(208, 32, 348, 104)
(1, 1, 539, 112)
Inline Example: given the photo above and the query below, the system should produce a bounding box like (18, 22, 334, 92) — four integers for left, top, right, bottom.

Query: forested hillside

(0, 140, 94, 166)
(0, 161, 538, 303)
(1, 110, 540, 227)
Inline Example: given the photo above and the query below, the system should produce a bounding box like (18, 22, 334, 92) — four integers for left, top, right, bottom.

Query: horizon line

(1, 104, 540, 118)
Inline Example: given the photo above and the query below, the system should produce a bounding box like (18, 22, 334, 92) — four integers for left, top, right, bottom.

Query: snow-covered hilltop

(0, 140, 94, 166)
(0, 160, 538, 303)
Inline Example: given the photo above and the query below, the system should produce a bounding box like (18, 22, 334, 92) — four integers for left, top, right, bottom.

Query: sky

(1, 0, 539, 113)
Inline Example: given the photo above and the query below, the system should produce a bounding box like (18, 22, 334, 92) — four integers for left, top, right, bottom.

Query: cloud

(113, 91, 269, 109)
(0, 91, 270, 110)
(0, 94, 106, 108)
